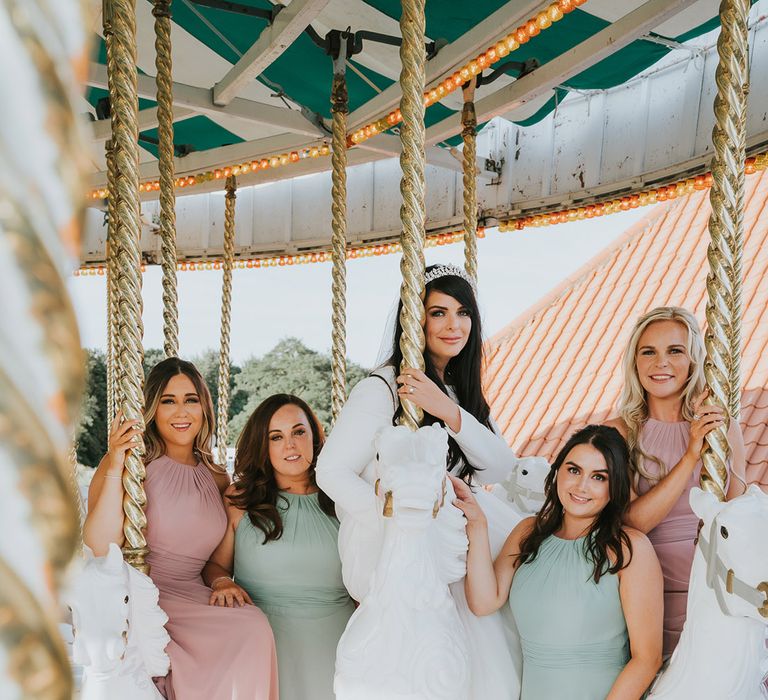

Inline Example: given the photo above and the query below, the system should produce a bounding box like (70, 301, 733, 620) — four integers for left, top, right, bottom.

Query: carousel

(1, 0, 767, 698)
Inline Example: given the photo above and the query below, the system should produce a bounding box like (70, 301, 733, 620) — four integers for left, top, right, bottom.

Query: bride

(317, 263, 523, 698)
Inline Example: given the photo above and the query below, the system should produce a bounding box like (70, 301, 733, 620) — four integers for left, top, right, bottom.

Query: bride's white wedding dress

(317, 366, 524, 699)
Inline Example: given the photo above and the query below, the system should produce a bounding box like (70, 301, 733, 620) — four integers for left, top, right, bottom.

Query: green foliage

(75, 339, 368, 466)
(228, 338, 368, 442)
(76, 349, 109, 468)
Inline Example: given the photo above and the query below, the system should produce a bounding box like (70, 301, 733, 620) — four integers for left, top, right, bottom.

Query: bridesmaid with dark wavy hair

(458, 425, 664, 700)
(204, 394, 354, 700)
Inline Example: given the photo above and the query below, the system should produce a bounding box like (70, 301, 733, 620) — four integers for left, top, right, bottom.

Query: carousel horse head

(690, 484, 768, 622)
(67, 543, 170, 680)
(374, 424, 449, 528)
(501, 455, 550, 514)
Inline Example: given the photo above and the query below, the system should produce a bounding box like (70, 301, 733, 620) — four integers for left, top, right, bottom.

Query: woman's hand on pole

(686, 389, 726, 460)
(396, 368, 461, 430)
(106, 410, 142, 475)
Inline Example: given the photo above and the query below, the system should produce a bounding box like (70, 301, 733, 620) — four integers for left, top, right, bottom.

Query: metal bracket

(186, 0, 284, 23)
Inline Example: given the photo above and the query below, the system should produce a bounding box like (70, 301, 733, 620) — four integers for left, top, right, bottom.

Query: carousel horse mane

(335, 424, 470, 700)
(68, 543, 169, 699)
(649, 485, 768, 700)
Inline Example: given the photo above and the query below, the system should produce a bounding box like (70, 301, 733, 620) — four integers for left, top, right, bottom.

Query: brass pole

(701, 0, 750, 500)
(330, 47, 349, 423)
(153, 0, 180, 358)
(105, 140, 119, 425)
(216, 176, 237, 465)
(396, 0, 428, 431)
(110, 0, 149, 572)
(461, 78, 478, 282)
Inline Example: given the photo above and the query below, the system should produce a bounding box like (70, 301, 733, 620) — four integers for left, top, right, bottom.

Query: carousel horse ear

(82, 544, 95, 560)
(104, 542, 124, 572)
(689, 487, 725, 523)
(747, 483, 766, 500)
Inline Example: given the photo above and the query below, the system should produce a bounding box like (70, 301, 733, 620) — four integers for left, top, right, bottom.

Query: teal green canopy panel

(84, 0, 758, 179)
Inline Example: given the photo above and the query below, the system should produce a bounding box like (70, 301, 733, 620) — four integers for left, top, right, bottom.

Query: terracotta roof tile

(484, 169, 768, 487)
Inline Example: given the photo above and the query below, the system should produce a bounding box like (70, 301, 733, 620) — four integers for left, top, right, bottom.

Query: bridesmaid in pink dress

(607, 306, 747, 658)
(84, 358, 278, 699)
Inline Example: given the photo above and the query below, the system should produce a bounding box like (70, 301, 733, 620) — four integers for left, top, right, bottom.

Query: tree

(189, 349, 247, 422)
(228, 338, 368, 442)
(75, 349, 108, 468)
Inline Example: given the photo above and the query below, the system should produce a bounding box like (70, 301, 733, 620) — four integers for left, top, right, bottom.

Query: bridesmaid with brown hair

(83, 357, 278, 700)
(203, 394, 354, 700)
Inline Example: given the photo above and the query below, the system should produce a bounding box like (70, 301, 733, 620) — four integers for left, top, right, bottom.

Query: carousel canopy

(81, 0, 768, 265)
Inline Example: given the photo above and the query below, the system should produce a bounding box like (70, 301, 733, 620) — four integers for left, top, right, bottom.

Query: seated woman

(204, 394, 354, 700)
(605, 306, 747, 656)
(457, 425, 663, 700)
(83, 358, 278, 700)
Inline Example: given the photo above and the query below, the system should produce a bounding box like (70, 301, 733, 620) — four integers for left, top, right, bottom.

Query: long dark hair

(385, 265, 490, 480)
(228, 394, 335, 542)
(518, 425, 633, 583)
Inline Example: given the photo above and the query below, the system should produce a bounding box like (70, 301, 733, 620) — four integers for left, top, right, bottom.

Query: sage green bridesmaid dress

(233, 491, 354, 700)
(509, 534, 630, 700)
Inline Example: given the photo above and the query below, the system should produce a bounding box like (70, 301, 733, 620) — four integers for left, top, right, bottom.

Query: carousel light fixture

(79, 151, 766, 277)
(73, 228, 487, 275)
(498, 154, 764, 232)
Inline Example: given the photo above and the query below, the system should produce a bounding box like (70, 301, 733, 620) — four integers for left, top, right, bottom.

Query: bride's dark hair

(384, 265, 490, 480)
(518, 424, 633, 583)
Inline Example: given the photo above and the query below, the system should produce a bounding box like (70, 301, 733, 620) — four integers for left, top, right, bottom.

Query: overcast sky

(70, 208, 648, 368)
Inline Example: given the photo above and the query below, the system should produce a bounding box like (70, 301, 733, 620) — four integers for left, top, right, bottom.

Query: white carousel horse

(489, 455, 550, 516)
(66, 543, 170, 700)
(335, 424, 470, 700)
(649, 485, 768, 700)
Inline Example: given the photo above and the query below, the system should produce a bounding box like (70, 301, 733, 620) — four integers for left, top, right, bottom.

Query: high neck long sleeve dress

(316, 366, 524, 699)
(145, 455, 279, 700)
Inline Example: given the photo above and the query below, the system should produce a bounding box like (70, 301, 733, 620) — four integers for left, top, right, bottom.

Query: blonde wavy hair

(618, 307, 706, 487)
(142, 357, 225, 475)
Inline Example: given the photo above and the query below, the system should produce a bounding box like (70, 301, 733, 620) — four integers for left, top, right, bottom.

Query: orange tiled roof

(483, 169, 768, 487)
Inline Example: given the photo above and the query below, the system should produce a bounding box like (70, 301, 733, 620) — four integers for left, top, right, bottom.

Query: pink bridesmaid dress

(636, 418, 705, 658)
(144, 455, 279, 700)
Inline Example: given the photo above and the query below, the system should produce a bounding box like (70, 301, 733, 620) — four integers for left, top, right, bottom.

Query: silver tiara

(424, 264, 476, 291)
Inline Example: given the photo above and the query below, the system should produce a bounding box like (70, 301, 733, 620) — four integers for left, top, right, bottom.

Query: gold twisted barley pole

(330, 58, 349, 423)
(216, 176, 237, 465)
(111, 0, 149, 572)
(105, 140, 119, 425)
(701, 0, 750, 500)
(104, 3, 123, 421)
(153, 0, 179, 358)
(461, 79, 478, 282)
(0, 0, 90, 695)
(396, 0, 428, 431)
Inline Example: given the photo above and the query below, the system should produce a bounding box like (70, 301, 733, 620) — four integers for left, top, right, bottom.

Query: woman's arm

(203, 486, 252, 607)
(609, 400, 726, 533)
(315, 374, 395, 522)
(606, 529, 663, 700)
(452, 476, 532, 615)
(82, 412, 142, 555)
